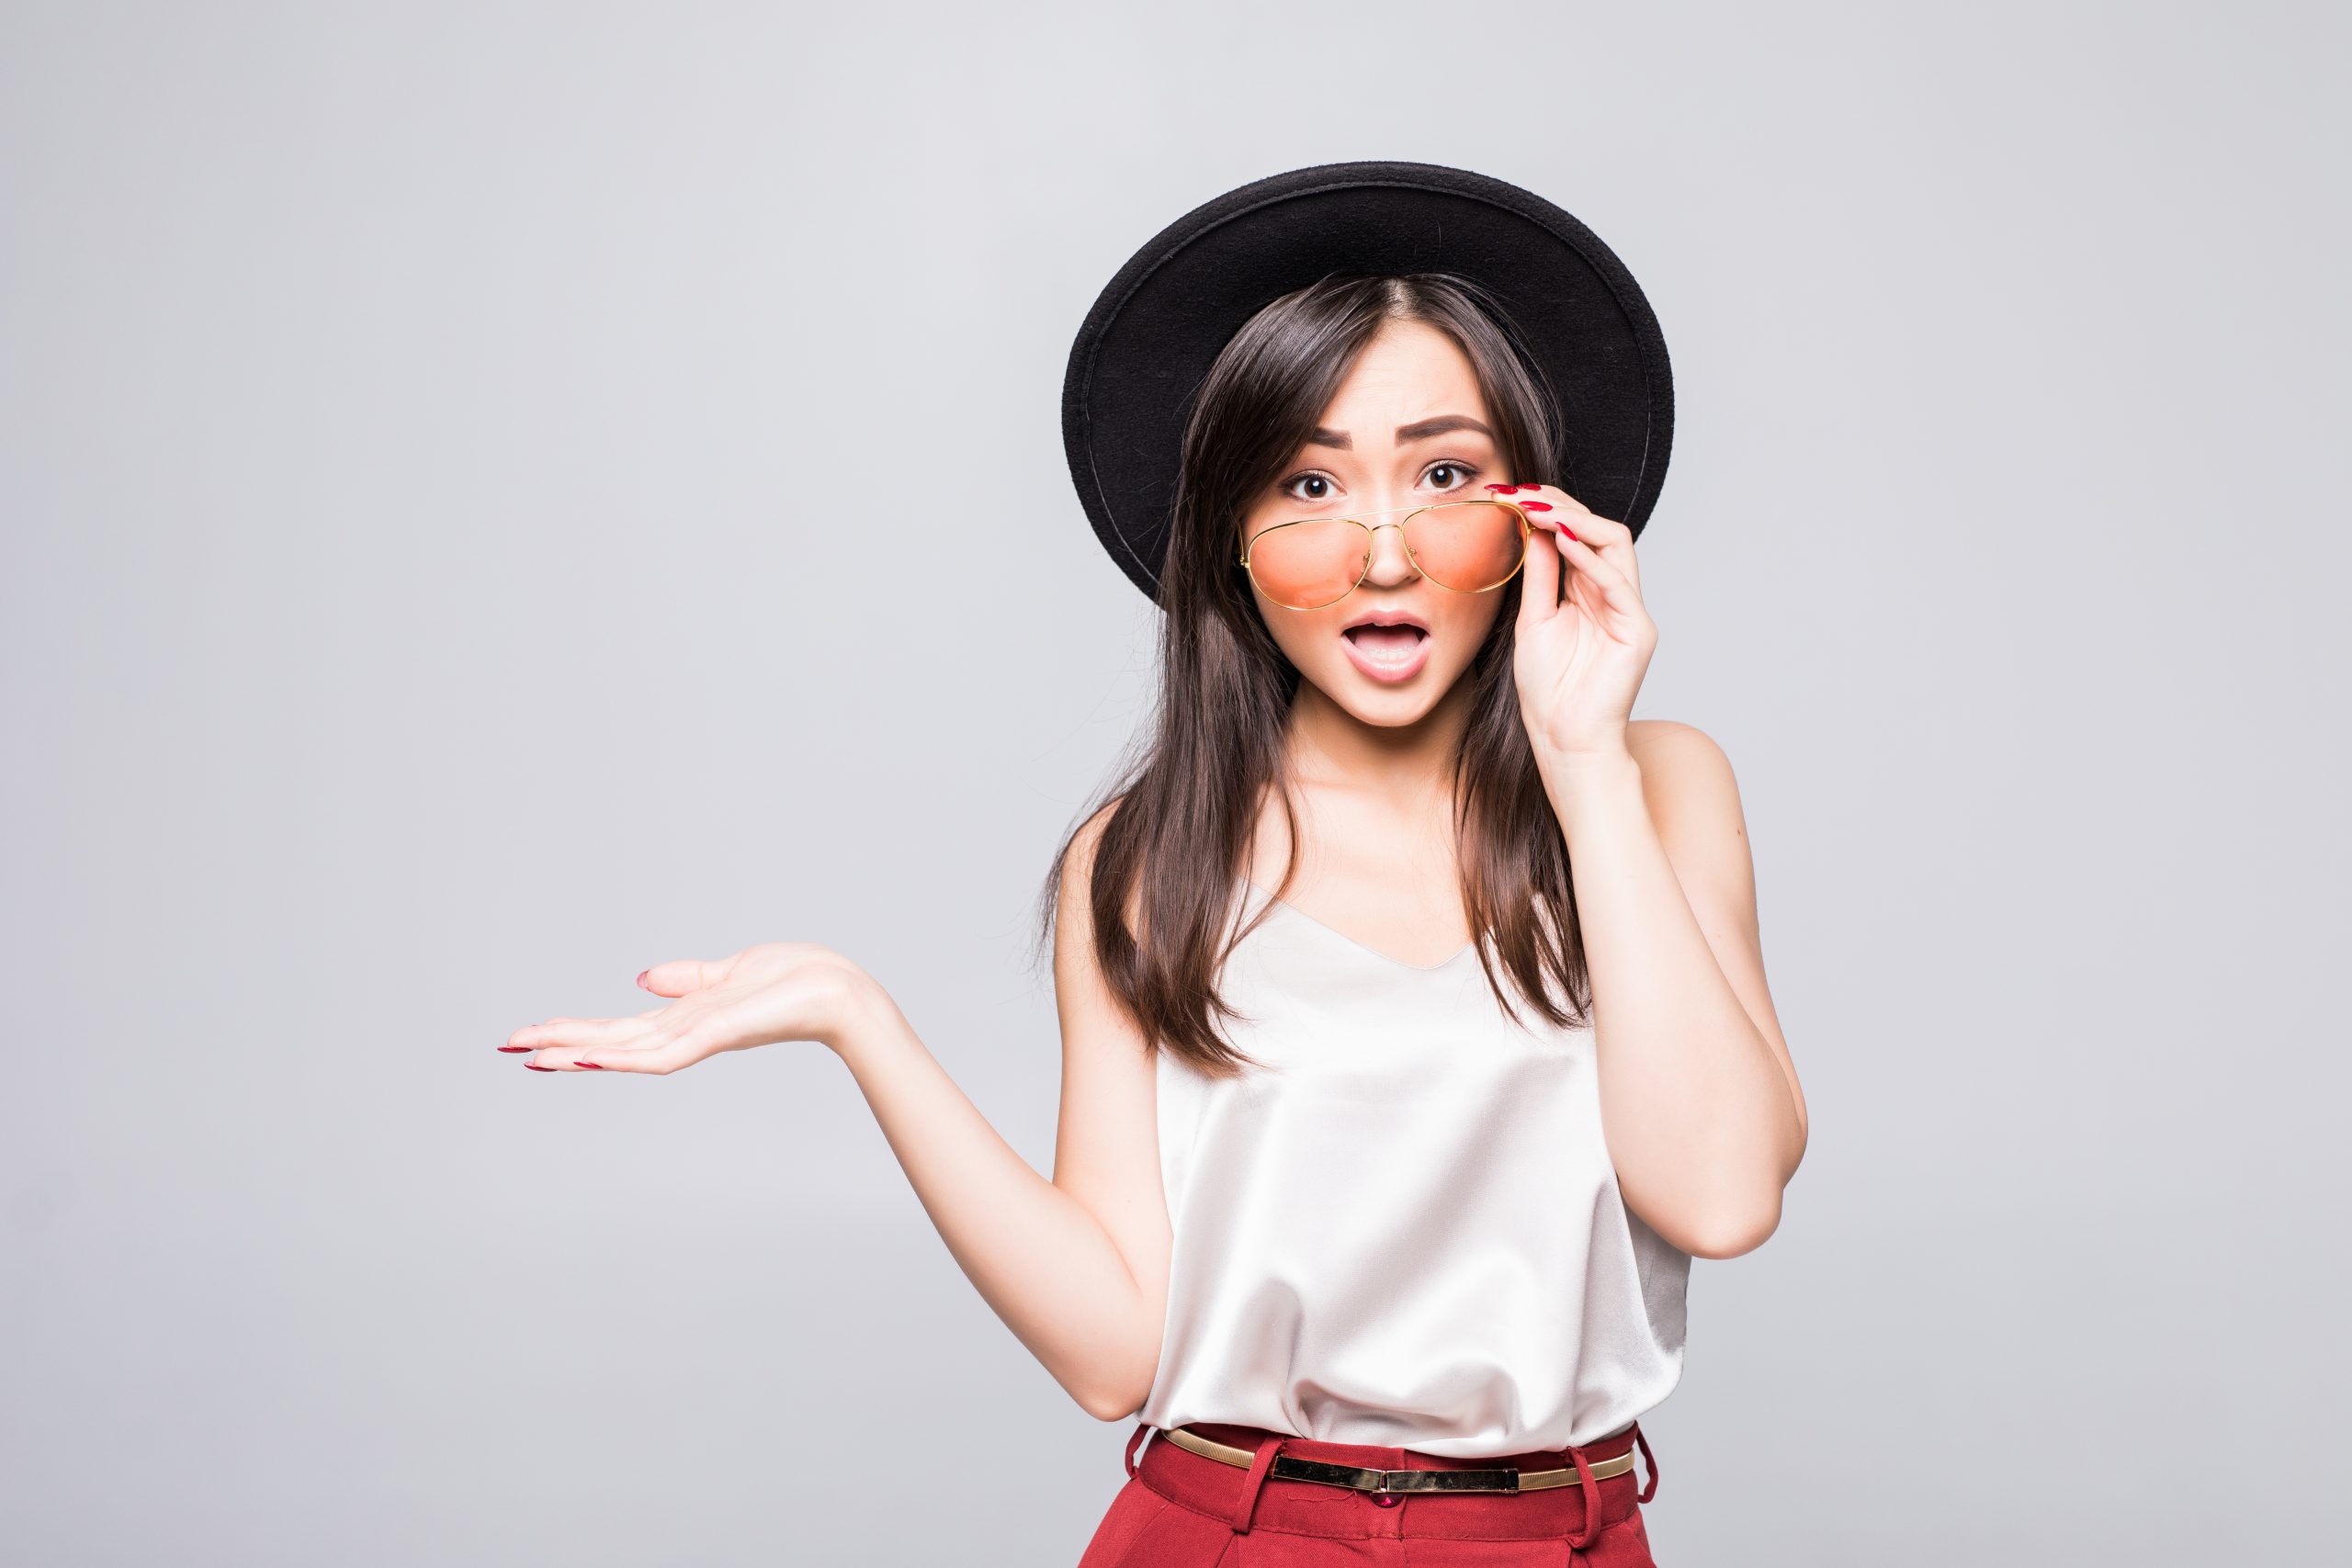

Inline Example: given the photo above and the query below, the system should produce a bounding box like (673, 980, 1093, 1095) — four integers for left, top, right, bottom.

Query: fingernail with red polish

(525, 1063, 556, 1071)
(577, 1061, 605, 1069)
(1563, 527, 1579, 542)
(497, 1045, 532, 1053)
(1522, 502, 1553, 511)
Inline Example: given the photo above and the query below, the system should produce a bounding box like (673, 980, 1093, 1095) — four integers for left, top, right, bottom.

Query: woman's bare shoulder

(1626, 716, 1713, 752)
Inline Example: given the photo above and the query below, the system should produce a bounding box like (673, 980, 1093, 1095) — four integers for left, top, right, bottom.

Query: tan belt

(1156, 1423, 1638, 1496)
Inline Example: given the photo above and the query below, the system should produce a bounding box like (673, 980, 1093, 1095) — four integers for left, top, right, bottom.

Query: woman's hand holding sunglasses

(498, 942, 881, 1074)
(1493, 482, 1657, 762)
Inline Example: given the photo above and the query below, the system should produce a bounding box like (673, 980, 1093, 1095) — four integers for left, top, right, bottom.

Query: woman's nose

(1360, 522, 1420, 585)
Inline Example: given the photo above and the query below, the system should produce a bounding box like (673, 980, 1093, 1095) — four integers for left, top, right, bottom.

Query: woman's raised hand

(1490, 481, 1657, 760)
(499, 942, 877, 1074)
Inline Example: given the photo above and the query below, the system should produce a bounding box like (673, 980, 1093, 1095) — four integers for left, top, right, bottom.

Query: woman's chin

(1305, 658, 1455, 726)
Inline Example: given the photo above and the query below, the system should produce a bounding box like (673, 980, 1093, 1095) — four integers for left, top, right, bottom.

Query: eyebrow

(1304, 414, 1495, 451)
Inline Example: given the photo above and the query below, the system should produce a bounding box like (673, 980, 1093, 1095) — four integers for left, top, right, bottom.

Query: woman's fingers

(1514, 513, 1565, 631)
(504, 1012, 643, 1057)
(1542, 492, 1640, 597)
(1490, 484, 1642, 604)
(639, 957, 734, 997)
(1553, 528, 1645, 619)
(512, 1020, 697, 1073)
(547, 994, 771, 1075)
(508, 1013, 639, 1047)
(570, 1033, 709, 1076)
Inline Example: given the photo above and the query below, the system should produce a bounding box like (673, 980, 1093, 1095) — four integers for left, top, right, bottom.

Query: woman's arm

(830, 964, 1168, 1419)
(829, 807, 1169, 1416)
(1541, 718, 1807, 1260)
(505, 806, 1169, 1420)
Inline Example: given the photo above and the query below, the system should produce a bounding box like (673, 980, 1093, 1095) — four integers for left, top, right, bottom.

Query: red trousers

(1076, 1419, 1662, 1566)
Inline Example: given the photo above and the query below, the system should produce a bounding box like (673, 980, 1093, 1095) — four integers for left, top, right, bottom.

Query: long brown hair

(1033, 272, 1595, 1077)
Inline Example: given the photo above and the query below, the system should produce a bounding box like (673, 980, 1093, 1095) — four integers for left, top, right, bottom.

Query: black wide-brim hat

(1061, 159, 1675, 604)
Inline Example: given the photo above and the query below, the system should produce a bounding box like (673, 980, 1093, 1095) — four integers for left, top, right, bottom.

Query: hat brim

(1061, 159, 1675, 604)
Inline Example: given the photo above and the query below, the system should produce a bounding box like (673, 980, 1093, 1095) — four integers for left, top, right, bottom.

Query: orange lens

(1245, 502, 1525, 610)
(1247, 518, 1373, 609)
(1401, 502, 1527, 595)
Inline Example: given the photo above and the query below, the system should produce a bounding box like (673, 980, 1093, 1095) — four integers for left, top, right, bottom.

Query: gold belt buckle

(1373, 1465, 1521, 1495)
(1271, 1454, 1521, 1495)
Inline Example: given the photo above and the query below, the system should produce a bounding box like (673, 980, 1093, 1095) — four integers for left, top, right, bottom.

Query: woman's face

(1238, 318, 1516, 727)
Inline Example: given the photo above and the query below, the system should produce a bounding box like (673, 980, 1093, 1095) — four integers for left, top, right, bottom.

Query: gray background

(4, 2, 2344, 1563)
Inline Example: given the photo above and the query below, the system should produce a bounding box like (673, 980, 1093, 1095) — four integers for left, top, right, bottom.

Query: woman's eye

(1280, 461, 1478, 504)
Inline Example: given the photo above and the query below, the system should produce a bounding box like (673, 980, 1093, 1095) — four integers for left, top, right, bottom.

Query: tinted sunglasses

(1238, 499, 1534, 611)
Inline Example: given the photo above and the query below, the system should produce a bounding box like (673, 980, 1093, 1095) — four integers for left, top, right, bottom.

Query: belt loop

(1564, 1443, 1602, 1552)
(1227, 1434, 1289, 1535)
(1124, 1422, 1154, 1480)
(1632, 1424, 1658, 1504)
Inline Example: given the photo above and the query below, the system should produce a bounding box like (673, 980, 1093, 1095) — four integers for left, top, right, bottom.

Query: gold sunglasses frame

(1236, 497, 1535, 611)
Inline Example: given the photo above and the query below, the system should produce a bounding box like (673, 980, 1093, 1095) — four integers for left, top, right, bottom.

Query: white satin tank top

(1135, 874, 1690, 1458)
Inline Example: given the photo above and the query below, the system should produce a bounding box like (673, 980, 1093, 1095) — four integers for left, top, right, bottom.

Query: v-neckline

(1243, 876, 1478, 974)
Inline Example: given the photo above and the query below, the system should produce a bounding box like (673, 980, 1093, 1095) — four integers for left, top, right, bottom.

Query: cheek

(1265, 613, 1341, 667)
(1434, 598, 1506, 653)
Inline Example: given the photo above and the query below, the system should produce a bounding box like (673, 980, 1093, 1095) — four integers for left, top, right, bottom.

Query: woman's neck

(1283, 677, 1470, 807)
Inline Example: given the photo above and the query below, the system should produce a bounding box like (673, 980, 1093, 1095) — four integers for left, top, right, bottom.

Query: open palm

(500, 941, 871, 1073)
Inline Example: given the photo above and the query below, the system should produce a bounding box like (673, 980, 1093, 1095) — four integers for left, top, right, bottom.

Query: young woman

(501, 164, 1806, 1566)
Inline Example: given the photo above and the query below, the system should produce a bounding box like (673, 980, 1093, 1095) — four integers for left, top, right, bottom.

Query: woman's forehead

(1313, 333, 1489, 440)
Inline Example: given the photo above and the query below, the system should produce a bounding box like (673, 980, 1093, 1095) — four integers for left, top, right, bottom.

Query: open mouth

(1340, 623, 1430, 667)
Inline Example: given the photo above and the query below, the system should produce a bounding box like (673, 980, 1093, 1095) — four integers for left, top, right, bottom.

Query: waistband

(1123, 1419, 1658, 1545)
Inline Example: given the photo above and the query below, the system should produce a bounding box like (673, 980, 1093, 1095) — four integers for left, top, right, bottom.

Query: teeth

(1347, 626, 1426, 666)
